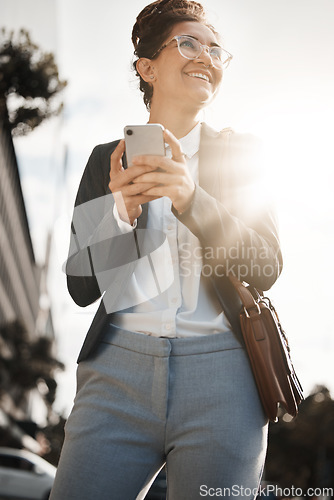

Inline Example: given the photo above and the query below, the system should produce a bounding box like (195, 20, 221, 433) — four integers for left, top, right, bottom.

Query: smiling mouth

(187, 72, 210, 83)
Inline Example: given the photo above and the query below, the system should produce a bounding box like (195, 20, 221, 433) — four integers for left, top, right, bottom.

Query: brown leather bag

(229, 275, 304, 422)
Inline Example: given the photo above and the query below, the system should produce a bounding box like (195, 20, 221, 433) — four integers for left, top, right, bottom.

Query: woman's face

(150, 21, 223, 110)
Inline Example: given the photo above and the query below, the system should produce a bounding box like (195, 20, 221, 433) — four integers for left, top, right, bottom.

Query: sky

(1, 0, 334, 416)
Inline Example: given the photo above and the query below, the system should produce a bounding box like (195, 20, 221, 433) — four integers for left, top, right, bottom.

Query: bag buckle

(243, 302, 261, 318)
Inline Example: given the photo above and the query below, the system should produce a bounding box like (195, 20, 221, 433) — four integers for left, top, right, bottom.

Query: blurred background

(0, 0, 333, 496)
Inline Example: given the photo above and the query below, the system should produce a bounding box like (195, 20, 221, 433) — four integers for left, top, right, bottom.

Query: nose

(196, 46, 213, 67)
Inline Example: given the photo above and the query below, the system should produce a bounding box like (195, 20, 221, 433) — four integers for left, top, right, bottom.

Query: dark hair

(132, 0, 217, 109)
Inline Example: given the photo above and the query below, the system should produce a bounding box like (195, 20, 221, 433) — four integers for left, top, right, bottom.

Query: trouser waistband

(102, 324, 241, 358)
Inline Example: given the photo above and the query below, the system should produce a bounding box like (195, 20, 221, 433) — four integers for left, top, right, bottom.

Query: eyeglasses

(152, 35, 233, 69)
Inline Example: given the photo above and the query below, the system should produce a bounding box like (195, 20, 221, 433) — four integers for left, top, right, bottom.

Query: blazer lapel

(198, 123, 232, 201)
(137, 203, 148, 229)
(198, 124, 244, 340)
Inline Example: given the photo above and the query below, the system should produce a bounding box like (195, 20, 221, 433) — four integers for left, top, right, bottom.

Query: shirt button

(167, 224, 173, 231)
(165, 324, 171, 330)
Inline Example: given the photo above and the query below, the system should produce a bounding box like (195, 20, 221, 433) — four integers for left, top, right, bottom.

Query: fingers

(124, 181, 158, 195)
(131, 193, 162, 204)
(109, 140, 155, 181)
(163, 128, 185, 162)
(131, 155, 181, 173)
(109, 163, 156, 191)
(109, 129, 187, 212)
(110, 129, 184, 179)
(132, 171, 178, 186)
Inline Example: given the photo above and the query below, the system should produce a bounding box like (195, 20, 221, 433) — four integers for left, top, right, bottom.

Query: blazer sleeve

(65, 141, 126, 306)
(65, 140, 166, 311)
(172, 132, 283, 291)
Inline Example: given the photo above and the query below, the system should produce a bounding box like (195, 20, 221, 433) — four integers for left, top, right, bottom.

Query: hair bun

(132, 0, 206, 53)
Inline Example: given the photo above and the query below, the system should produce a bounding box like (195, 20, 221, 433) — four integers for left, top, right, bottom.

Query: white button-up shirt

(111, 122, 231, 337)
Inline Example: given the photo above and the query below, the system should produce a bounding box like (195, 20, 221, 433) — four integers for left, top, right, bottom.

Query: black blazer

(66, 123, 283, 362)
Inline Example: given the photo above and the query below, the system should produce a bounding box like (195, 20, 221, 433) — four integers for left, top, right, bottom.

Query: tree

(0, 320, 64, 411)
(0, 28, 67, 135)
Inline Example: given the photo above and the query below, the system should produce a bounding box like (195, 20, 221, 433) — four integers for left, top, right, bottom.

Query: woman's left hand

(131, 129, 195, 214)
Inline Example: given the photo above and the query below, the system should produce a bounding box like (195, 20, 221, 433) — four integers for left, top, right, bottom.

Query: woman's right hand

(108, 140, 160, 225)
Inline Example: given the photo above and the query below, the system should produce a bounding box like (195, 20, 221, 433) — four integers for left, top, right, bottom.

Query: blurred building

(0, 123, 41, 333)
(0, 120, 55, 452)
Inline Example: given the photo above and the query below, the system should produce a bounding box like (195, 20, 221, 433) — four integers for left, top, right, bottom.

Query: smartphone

(124, 124, 165, 166)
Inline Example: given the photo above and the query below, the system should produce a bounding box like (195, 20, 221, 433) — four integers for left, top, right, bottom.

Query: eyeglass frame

(151, 35, 233, 69)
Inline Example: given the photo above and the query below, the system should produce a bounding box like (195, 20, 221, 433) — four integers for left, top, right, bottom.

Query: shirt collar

(166, 122, 201, 159)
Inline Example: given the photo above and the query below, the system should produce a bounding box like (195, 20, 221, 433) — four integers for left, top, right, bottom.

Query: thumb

(110, 139, 125, 175)
(163, 129, 184, 161)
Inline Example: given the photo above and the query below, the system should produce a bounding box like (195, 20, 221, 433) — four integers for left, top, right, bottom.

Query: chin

(177, 88, 214, 111)
(191, 91, 214, 107)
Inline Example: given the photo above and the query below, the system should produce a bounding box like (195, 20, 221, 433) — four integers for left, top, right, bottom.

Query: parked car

(0, 447, 56, 500)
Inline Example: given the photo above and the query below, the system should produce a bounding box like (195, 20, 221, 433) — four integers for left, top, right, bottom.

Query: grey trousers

(50, 327, 268, 500)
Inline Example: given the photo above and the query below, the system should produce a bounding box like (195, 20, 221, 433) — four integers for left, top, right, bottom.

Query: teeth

(188, 73, 210, 82)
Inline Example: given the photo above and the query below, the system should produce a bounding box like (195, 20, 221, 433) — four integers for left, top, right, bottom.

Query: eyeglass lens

(177, 36, 226, 67)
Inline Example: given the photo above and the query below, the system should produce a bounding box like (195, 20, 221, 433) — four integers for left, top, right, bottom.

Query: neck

(148, 99, 201, 139)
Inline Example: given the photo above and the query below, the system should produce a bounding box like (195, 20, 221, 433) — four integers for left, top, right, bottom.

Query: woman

(51, 0, 282, 498)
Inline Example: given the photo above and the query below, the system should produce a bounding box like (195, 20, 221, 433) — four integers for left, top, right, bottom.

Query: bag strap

(228, 275, 261, 317)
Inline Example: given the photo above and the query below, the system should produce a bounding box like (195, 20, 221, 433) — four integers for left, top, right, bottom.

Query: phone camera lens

(126, 129, 133, 136)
